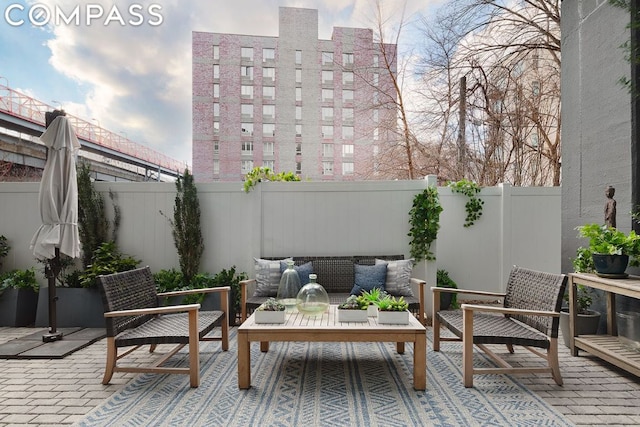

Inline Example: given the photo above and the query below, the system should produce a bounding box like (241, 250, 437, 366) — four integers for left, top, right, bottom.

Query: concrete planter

(338, 308, 368, 322)
(559, 309, 601, 348)
(378, 310, 410, 325)
(0, 288, 39, 326)
(254, 309, 285, 324)
(35, 287, 105, 329)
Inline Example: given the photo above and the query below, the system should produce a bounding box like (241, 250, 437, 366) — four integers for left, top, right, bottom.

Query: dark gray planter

(0, 288, 39, 326)
(35, 287, 105, 328)
(592, 254, 629, 276)
(559, 309, 601, 348)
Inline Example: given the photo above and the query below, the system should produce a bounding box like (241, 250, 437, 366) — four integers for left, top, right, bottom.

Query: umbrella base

(42, 331, 63, 342)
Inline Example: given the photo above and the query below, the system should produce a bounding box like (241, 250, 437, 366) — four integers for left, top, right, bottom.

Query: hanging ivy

(408, 186, 443, 262)
(243, 166, 300, 193)
(448, 179, 484, 228)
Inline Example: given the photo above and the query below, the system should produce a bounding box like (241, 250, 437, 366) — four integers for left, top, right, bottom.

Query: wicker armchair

(432, 266, 567, 388)
(98, 266, 229, 388)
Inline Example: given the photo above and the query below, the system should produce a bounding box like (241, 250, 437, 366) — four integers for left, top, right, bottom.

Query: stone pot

(0, 288, 39, 327)
(592, 254, 629, 276)
(559, 308, 601, 348)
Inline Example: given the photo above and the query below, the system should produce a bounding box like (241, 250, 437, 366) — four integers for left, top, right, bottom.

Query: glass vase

(296, 274, 330, 316)
(277, 260, 301, 312)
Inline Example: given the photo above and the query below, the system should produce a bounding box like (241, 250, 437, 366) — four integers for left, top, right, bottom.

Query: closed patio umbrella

(30, 112, 81, 342)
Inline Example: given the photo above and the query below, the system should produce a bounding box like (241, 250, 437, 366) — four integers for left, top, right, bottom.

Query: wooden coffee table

(237, 305, 426, 390)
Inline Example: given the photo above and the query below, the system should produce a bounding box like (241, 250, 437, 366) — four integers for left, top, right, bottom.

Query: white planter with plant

(255, 297, 286, 324)
(356, 288, 383, 317)
(337, 295, 368, 322)
(377, 296, 410, 325)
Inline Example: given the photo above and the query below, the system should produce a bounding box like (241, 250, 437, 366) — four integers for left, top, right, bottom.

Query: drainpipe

(632, 0, 640, 233)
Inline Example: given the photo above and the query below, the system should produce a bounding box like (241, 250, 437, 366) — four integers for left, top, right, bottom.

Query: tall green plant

(77, 162, 120, 268)
(162, 169, 204, 285)
(408, 186, 442, 262)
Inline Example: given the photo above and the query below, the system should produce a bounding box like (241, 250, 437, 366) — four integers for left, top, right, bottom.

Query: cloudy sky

(0, 0, 440, 167)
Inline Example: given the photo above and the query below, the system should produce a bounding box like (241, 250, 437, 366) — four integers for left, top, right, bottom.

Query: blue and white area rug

(76, 329, 572, 427)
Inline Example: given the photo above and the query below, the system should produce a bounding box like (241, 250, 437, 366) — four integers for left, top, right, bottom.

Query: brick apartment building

(192, 7, 397, 182)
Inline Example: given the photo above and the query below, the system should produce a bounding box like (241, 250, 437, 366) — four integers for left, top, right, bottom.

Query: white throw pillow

(375, 258, 415, 297)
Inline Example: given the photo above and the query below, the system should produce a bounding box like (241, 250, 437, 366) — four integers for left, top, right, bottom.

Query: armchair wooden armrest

(461, 304, 560, 318)
(158, 286, 231, 298)
(240, 279, 256, 322)
(104, 303, 201, 318)
(411, 278, 426, 325)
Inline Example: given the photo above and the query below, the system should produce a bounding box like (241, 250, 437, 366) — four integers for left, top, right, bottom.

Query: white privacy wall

(0, 179, 561, 314)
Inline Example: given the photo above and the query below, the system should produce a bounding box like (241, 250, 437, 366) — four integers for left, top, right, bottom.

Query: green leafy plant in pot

(436, 269, 458, 310)
(559, 284, 601, 348)
(575, 223, 640, 276)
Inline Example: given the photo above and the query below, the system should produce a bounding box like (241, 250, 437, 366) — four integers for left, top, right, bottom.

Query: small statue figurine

(605, 185, 617, 228)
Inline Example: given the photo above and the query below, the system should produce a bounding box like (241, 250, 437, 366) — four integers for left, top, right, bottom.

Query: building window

(241, 123, 253, 135)
(262, 86, 275, 99)
(295, 87, 302, 102)
(342, 144, 354, 157)
(342, 53, 354, 66)
(241, 47, 253, 61)
(296, 106, 302, 120)
(263, 67, 275, 81)
(263, 48, 275, 62)
(532, 81, 540, 96)
(373, 128, 379, 140)
(373, 91, 379, 104)
(213, 103, 220, 117)
(213, 121, 219, 135)
(213, 159, 219, 174)
(213, 83, 219, 98)
(342, 126, 354, 140)
(342, 161, 354, 175)
(263, 160, 275, 169)
(531, 134, 539, 147)
(373, 73, 379, 86)
(373, 54, 379, 67)
(322, 125, 333, 138)
(296, 69, 302, 84)
(263, 142, 274, 156)
(296, 142, 302, 155)
(322, 70, 333, 84)
(343, 108, 354, 122)
(241, 160, 254, 174)
(213, 45, 219, 60)
(296, 162, 302, 174)
(213, 64, 220, 79)
(322, 51, 333, 65)
(323, 143, 333, 157)
(322, 89, 333, 102)
(263, 105, 275, 119)
(342, 71, 354, 85)
(295, 50, 302, 64)
(241, 85, 253, 99)
(241, 104, 253, 119)
(373, 109, 379, 122)
(322, 107, 333, 121)
(241, 65, 254, 79)
(213, 139, 219, 153)
(342, 90, 354, 103)
(323, 161, 333, 175)
(296, 124, 302, 137)
(263, 123, 275, 137)
(241, 140, 253, 154)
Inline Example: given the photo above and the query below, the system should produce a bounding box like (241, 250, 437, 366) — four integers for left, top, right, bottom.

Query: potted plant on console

(255, 297, 286, 324)
(575, 223, 640, 277)
(377, 295, 410, 324)
(337, 295, 368, 322)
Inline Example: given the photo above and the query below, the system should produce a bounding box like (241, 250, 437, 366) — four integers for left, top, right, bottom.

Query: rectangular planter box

(337, 308, 368, 322)
(378, 310, 410, 325)
(367, 305, 378, 317)
(254, 309, 285, 324)
(0, 288, 38, 326)
(36, 287, 105, 328)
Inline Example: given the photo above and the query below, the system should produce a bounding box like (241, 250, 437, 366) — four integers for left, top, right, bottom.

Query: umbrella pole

(43, 248, 63, 342)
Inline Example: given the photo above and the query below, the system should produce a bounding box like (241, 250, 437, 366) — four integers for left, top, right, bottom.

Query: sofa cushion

(350, 263, 387, 295)
(375, 258, 415, 297)
(280, 261, 313, 285)
(253, 257, 291, 297)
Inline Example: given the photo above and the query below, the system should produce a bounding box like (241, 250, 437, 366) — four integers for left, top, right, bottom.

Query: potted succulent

(377, 295, 410, 324)
(575, 223, 640, 276)
(337, 295, 368, 322)
(0, 268, 39, 327)
(356, 288, 384, 316)
(255, 297, 286, 324)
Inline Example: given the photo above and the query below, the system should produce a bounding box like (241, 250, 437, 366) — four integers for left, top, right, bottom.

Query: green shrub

(78, 242, 140, 288)
(0, 268, 39, 294)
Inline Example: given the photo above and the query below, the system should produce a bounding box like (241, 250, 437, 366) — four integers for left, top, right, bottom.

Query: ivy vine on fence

(448, 179, 484, 228)
(408, 186, 442, 262)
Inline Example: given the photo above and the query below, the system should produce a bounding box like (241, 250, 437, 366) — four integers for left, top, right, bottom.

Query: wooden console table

(568, 272, 640, 376)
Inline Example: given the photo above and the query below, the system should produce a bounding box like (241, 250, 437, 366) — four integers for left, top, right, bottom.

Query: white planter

(254, 310, 285, 324)
(337, 308, 368, 322)
(367, 305, 378, 317)
(378, 310, 410, 325)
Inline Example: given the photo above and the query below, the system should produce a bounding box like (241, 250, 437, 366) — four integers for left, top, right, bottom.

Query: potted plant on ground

(436, 269, 459, 310)
(337, 295, 368, 322)
(255, 297, 286, 323)
(377, 295, 410, 324)
(0, 268, 39, 326)
(559, 285, 601, 348)
(575, 223, 640, 276)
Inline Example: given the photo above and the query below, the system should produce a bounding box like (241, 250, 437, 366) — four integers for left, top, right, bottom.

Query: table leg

(238, 332, 251, 389)
(396, 342, 405, 354)
(260, 341, 269, 352)
(413, 333, 426, 390)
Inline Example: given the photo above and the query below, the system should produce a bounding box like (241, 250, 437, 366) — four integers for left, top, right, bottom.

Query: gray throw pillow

(375, 258, 415, 297)
(253, 257, 292, 297)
